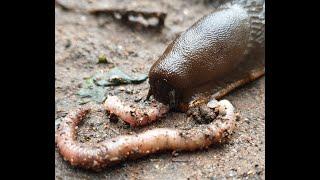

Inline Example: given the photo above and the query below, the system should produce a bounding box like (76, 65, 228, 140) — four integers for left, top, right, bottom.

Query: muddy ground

(55, 0, 265, 179)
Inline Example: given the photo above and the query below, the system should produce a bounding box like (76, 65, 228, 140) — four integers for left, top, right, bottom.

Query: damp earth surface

(55, 0, 265, 179)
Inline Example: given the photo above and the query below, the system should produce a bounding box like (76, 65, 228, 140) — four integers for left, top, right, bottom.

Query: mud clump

(187, 104, 218, 124)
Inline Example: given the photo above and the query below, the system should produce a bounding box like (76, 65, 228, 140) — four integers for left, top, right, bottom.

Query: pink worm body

(55, 99, 236, 171)
(104, 96, 169, 127)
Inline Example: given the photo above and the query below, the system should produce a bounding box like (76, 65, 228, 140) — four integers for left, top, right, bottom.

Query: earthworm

(55, 99, 236, 171)
(104, 95, 169, 127)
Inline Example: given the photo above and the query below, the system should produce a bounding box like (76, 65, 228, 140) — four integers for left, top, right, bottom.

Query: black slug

(148, 0, 265, 106)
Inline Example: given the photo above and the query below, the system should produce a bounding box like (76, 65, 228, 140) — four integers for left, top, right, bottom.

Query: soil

(55, 0, 265, 179)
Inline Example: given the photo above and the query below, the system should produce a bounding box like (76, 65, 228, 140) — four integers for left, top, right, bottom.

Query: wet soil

(55, 0, 264, 179)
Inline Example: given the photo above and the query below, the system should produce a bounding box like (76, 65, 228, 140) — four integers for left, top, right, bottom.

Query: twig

(212, 68, 265, 100)
(171, 159, 190, 162)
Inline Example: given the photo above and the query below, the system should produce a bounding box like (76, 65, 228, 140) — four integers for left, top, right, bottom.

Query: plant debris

(56, 0, 167, 30)
(77, 68, 147, 103)
(77, 78, 106, 103)
(55, 0, 72, 11)
(55, 0, 95, 12)
(93, 67, 148, 86)
(90, 8, 167, 30)
(98, 53, 109, 64)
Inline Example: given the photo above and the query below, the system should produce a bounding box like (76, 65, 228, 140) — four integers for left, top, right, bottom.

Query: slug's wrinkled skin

(148, 2, 265, 105)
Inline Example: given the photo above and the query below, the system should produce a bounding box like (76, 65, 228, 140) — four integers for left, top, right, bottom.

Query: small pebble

(98, 54, 108, 63)
(244, 118, 250, 123)
(229, 169, 237, 177)
(218, 106, 226, 116)
(235, 113, 241, 121)
(80, 16, 87, 21)
(65, 39, 71, 48)
(172, 151, 179, 157)
(128, 51, 138, 57)
(117, 45, 123, 50)
(134, 97, 142, 102)
(125, 88, 133, 94)
(183, 9, 189, 15)
(207, 99, 219, 109)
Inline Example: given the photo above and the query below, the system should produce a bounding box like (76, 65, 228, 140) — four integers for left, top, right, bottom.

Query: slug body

(148, 1, 265, 105)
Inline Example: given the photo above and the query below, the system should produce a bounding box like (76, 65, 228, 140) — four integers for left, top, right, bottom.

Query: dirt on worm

(55, 0, 265, 179)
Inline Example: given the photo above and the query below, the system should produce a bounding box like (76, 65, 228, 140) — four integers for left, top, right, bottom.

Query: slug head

(147, 76, 182, 110)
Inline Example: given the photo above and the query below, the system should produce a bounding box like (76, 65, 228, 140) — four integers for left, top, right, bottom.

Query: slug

(148, 0, 265, 106)
(56, 99, 236, 171)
